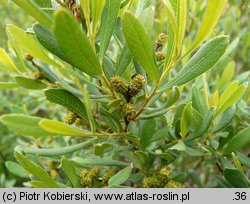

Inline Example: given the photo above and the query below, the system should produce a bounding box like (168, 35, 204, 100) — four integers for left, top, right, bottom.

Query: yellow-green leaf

(6, 25, 59, 67)
(180, 102, 192, 138)
(216, 83, 245, 117)
(0, 48, 21, 74)
(12, 0, 53, 28)
(39, 119, 92, 136)
(193, 0, 227, 49)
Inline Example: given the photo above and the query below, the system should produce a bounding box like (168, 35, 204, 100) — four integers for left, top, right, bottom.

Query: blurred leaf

(54, 9, 101, 76)
(151, 126, 169, 142)
(224, 126, 250, 155)
(5, 161, 29, 178)
(45, 89, 87, 120)
(0, 48, 21, 74)
(39, 119, 92, 136)
(91, 0, 106, 33)
(131, 151, 148, 170)
(99, 0, 120, 60)
(94, 143, 112, 157)
(224, 168, 249, 188)
(216, 61, 235, 90)
(160, 36, 229, 92)
(122, 11, 159, 81)
(192, 0, 227, 50)
(215, 82, 245, 117)
(83, 86, 95, 132)
(108, 166, 132, 187)
(0, 82, 18, 89)
(0, 114, 52, 138)
(6, 25, 59, 67)
(15, 76, 47, 90)
(188, 169, 203, 187)
(169, 140, 186, 151)
(140, 119, 156, 150)
(29, 181, 49, 188)
(192, 85, 205, 116)
(62, 159, 79, 188)
(15, 151, 59, 187)
(180, 102, 192, 138)
(12, 0, 53, 28)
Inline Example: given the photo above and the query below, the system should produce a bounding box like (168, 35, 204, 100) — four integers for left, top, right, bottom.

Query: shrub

(0, 0, 249, 188)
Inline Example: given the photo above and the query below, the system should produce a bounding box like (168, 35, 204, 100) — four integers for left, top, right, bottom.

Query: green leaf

(91, 0, 106, 33)
(169, 140, 186, 151)
(215, 82, 245, 117)
(72, 156, 129, 167)
(12, 0, 53, 28)
(160, 36, 229, 92)
(188, 169, 203, 187)
(6, 25, 59, 67)
(39, 119, 92, 136)
(45, 89, 87, 120)
(0, 48, 21, 74)
(192, 85, 205, 116)
(99, 0, 120, 59)
(224, 126, 250, 155)
(140, 119, 156, 150)
(83, 86, 96, 132)
(16, 138, 96, 157)
(180, 102, 192, 138)
(94, 142, 112, 157)
(54, 9, 101, 76)
(33, 24, 66, 61)
(122, 11, 159, 81)
(62, 159, 79, 188)
(29, 181, 49, 188)
(192, 0, 227, 50)
(186, 108, 215, 141)
(115, 44, 133, 75)
(0, 82, 18, 89)
(151, 126, 170, 142)
(5, 161, 29, 178)
(0, 114, 52, 138)
(176, 0, 187, 55)
(15, 76, 47, 90)
(15, 151, 59, 188)
(108, 166, 132, 187)
(224, 168, 249, 188)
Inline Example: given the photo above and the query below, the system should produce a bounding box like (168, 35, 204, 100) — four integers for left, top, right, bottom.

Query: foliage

(0, 0, 249, 188)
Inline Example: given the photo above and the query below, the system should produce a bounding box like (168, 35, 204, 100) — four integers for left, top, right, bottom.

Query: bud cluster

(110, 75, 145, 102)
(155, 51, 166, 61)
(156, 33, 167, 49)
(33, 71, 45, 80)
(64, 111, 85, 127)
(80, 168, 116, 187)
(142, 166, 184, 188)
(119, 103, 136, 120)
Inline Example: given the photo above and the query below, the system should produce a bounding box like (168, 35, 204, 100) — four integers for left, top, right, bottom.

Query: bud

(33, 71, 44, 80)
(80, 167, 100, 187)
(165, 180, 185, 188)
(129, 74, 145, 97)
(102, 171, 115, 185)
(75, 117, 83, 127)
(110, 76, 129, 96)
(155, 51, 166, 61)
(120, 103, 136, 119)
(155, 166, 171, 184)
(156, 33, 167, 48)
(25, 53, 33, 61)
(143, 177, 161, 188)
(64, 111, 77, 125)
(50, 170, 58, 180)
